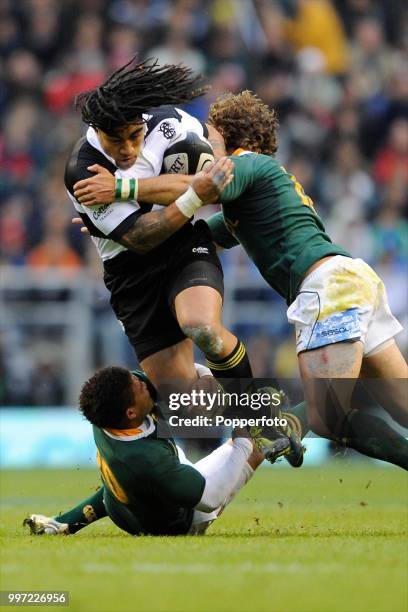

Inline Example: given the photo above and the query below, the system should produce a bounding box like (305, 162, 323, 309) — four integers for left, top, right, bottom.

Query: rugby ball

(162, 131, 214, 175)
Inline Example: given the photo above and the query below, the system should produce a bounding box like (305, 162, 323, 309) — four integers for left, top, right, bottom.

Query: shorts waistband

(299, 255, 352, 290)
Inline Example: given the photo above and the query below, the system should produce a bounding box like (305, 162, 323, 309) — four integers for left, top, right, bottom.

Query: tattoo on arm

(118, 207, 185, 254)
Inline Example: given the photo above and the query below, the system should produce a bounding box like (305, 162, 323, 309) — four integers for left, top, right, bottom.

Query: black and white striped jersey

(65, 106, 209, 261)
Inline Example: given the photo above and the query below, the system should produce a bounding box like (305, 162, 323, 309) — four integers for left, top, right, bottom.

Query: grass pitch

(0, 463, 407, 612)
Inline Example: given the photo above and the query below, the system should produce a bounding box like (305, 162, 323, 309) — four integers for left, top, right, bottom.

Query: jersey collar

(232, 148, 254, 156)
(103, 415, 156, 441)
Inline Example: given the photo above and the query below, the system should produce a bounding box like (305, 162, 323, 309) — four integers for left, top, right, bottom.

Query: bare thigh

(140, 338, 196, 392)
(174, 285, 237, 359)
(298, 341, 364, 438)
(361, 341, 408, 427)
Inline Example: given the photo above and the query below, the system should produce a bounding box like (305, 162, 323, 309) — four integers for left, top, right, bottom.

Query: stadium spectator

(320, 138, 375, 214)
(373, 118, 408, 185)
(284, 0, 350, 75)
(26, 204, 83, 276)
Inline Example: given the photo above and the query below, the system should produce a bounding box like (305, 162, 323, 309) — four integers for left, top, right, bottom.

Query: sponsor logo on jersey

(192, 247, 209, 254)
(159, 122, 176, 139)
(92, 204, 111, 221)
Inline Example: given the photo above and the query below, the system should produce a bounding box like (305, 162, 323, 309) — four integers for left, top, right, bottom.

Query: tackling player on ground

(24, 366, 290, 536)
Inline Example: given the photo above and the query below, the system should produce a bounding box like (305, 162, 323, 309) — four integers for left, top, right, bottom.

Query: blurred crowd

(1, 0, 407, 403)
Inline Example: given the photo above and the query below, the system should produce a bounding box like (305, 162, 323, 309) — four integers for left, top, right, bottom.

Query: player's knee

(181, 322, 224, 358)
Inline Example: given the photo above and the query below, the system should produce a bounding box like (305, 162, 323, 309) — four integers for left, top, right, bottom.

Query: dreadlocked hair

(208, 90, 278, 156)
(75, 57, 209, 135)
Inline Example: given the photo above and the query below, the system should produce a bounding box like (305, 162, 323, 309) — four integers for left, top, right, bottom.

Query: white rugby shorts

(287, 256, 403, 355)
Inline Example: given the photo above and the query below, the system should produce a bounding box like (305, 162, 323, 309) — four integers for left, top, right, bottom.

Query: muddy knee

(181, 323, 224, 359)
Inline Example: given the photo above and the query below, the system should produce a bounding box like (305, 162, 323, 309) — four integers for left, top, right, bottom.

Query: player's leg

(361, 340, 408, 427)
(291, 256, 408, 468)
(140, 338, 197, 387)
(299, 339, 408, 469)
(282, 402, 309, 442)
(24, 488, 107, 536)
(175, 285, 236, 359)
(298, 340, 363, 438)
(174, 284, 253, 379)
(188, 433, 265, 534)
(167, 222, 254, 383)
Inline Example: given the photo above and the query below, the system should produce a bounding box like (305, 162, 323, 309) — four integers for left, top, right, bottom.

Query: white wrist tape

(175, 185, 203, 218)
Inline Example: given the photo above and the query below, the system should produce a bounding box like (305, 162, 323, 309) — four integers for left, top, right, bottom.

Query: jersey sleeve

(147, 442, 205, 508)
(219, 155, 255, 203)
(65, 138, 143, 240)
(206, 211, 239, 249)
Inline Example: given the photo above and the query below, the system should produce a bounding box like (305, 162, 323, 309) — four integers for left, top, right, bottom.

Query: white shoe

(23, 514, 69, 535)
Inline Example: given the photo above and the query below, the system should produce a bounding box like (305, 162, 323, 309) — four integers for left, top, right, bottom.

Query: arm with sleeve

(65, 139, 144, 241)
(205, 211, 240, 249)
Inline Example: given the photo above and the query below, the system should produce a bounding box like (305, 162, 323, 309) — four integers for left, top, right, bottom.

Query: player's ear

(126, 406, 138, 420)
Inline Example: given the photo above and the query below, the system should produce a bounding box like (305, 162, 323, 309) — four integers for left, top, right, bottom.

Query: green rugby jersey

(92, 417, 205, 535)
(207, 151, 350, 304)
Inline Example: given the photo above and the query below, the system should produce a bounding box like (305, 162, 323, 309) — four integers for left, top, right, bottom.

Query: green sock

(340, 410, 408, 470)
(56, 488, 107, 534)
(283, 401, 309, 439)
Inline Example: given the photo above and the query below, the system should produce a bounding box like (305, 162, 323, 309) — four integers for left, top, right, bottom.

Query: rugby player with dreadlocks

(66, 58, 256, 395)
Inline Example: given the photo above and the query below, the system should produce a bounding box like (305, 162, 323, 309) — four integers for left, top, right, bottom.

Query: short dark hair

(75, 57, 208, 135)
(208, 90, 278, 155)
(79, 366, 134, 428)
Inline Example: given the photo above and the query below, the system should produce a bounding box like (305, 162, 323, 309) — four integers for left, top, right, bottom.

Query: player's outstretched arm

(73, 164, 194, 207)
(118, 157, 233, 254)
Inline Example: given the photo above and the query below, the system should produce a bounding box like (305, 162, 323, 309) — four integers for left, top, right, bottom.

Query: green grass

(0, 464, 407, 612)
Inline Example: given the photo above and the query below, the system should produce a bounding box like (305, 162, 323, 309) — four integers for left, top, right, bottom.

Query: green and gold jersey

(207, 151, 350, 304)
(92, 417, 205, 535)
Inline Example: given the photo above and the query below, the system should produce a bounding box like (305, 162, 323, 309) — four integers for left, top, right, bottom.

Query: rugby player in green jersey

(25, 366, 289, 536)
(203, 91, 408, 469)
